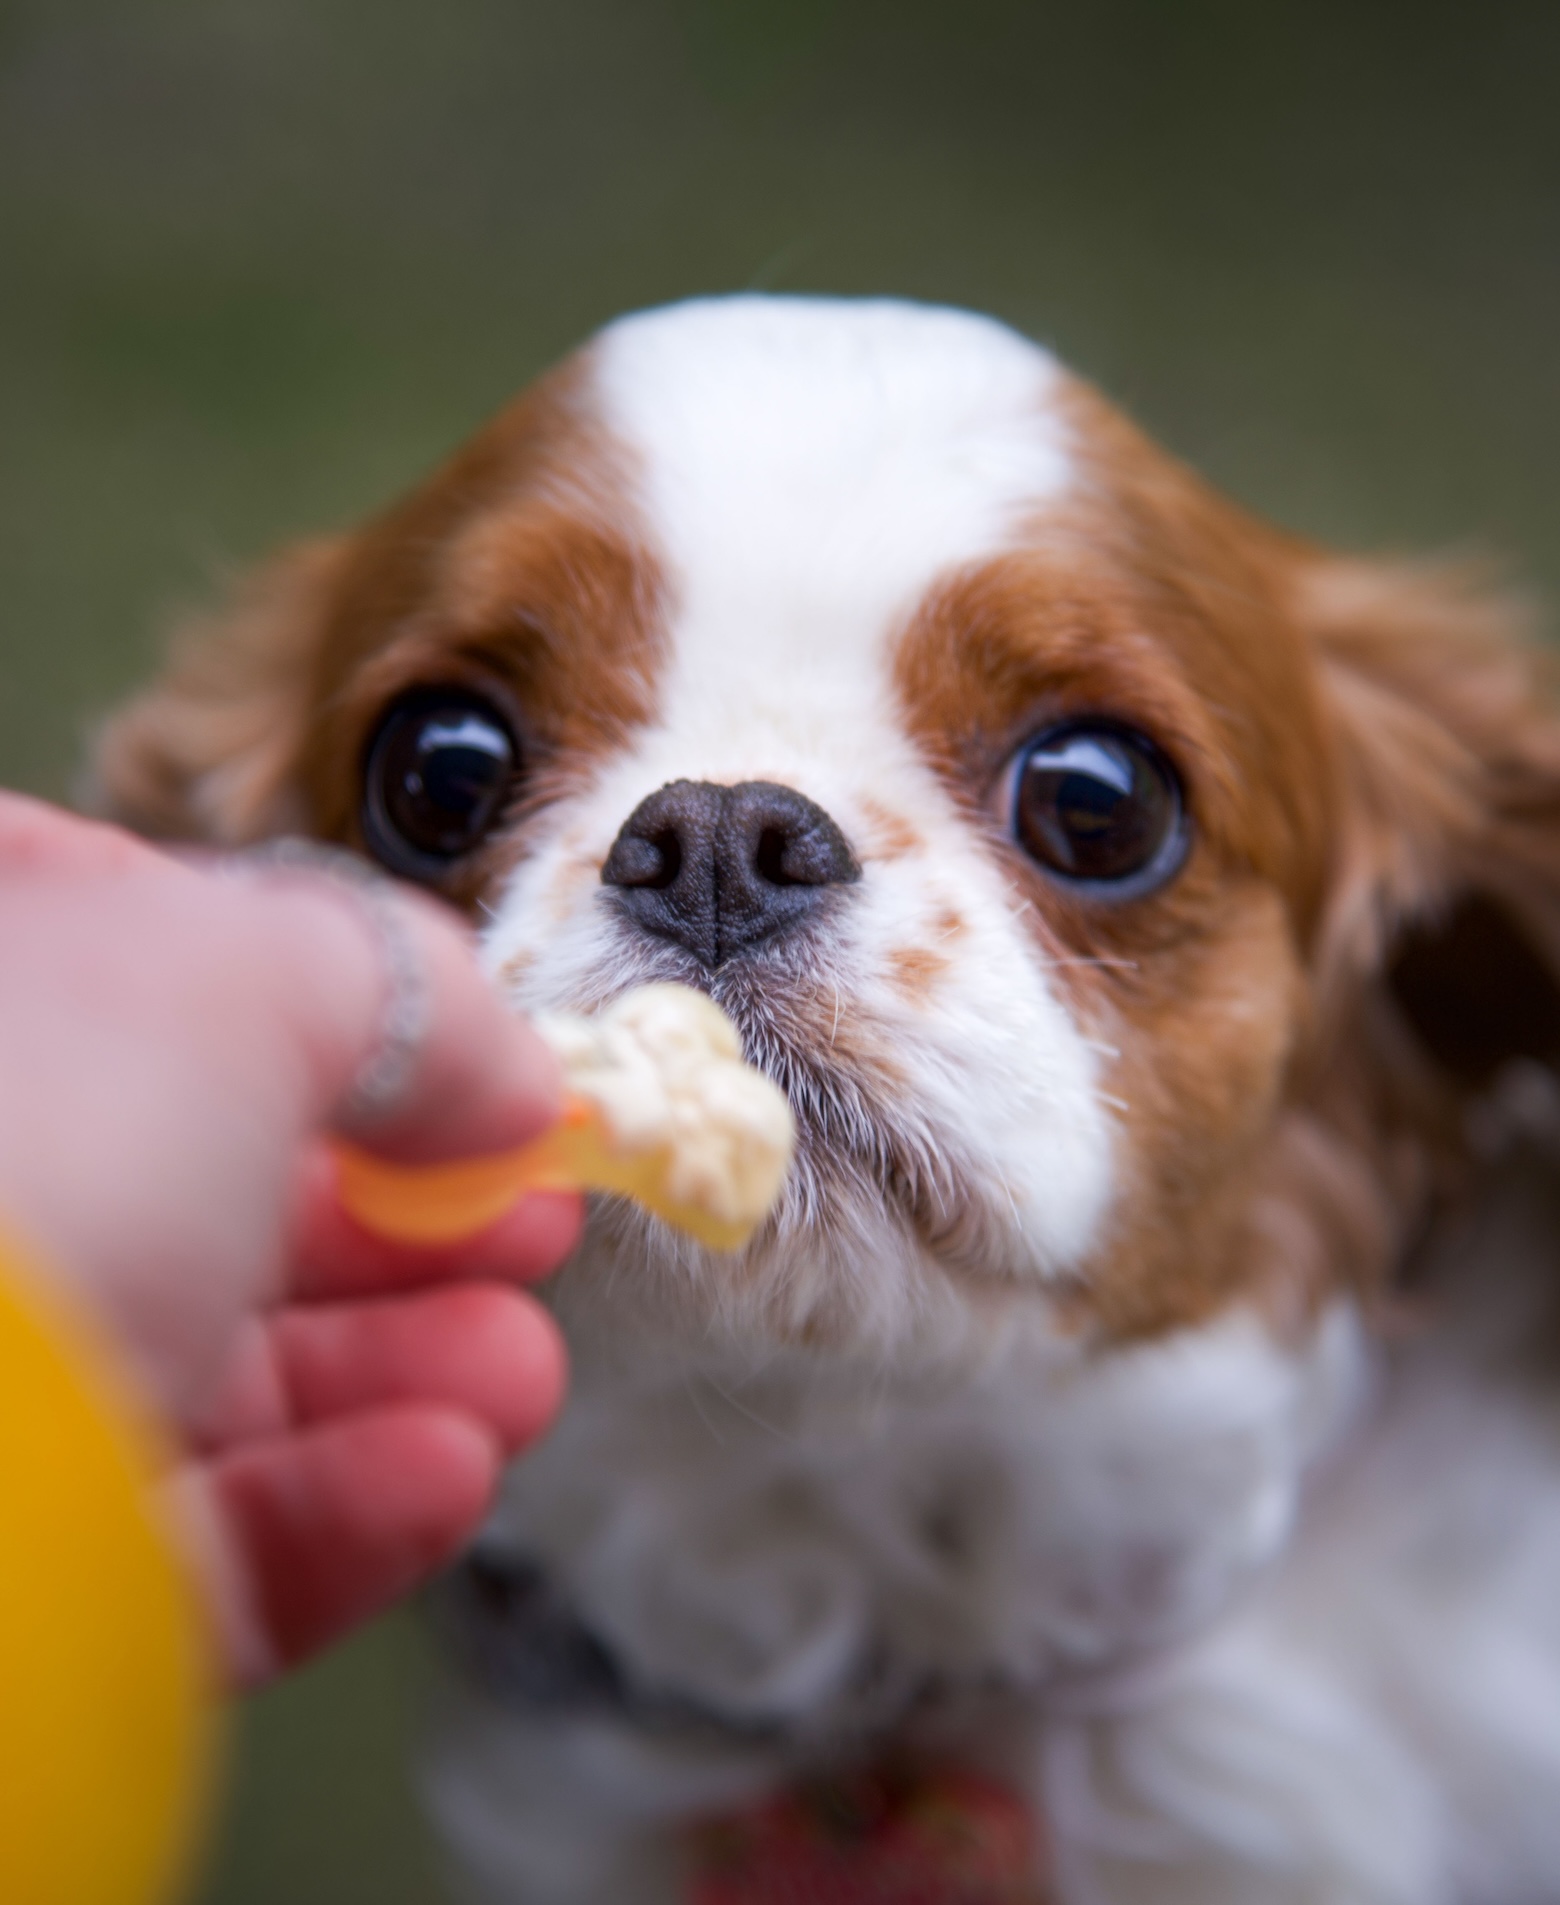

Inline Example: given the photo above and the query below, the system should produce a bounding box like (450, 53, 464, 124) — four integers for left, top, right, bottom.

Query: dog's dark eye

(362, 687, 518, 881)
(1010, 723, 1186, 893)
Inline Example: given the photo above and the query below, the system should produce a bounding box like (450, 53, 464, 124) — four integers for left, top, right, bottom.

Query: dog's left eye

(1009, 722, 1186, 893)
(361, 687, 519, 881)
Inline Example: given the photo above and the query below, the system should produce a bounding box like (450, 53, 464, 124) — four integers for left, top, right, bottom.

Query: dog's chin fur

(94, 296, 1560, 1903)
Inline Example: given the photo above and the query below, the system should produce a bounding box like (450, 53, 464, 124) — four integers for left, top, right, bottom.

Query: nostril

(648, 831, 681, 889)
(754, 826, 792, 887)
(602, 827, 682, 889)
(732, 786, 860, 890)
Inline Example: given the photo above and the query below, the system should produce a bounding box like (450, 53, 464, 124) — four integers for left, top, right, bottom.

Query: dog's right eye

(1008, 721, 1186, 895)
(361, 687, 519, 882)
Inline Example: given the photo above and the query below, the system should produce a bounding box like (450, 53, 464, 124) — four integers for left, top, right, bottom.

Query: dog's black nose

(601, 779, 860, 967)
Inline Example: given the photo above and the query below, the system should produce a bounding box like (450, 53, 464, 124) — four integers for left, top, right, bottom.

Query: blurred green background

(3, 0, 1558, 1897)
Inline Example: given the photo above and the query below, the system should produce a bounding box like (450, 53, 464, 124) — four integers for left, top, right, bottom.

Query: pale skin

(0, 792, 582, 1685)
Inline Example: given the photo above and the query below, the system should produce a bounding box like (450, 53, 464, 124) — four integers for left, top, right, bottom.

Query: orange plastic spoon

(332, 1095, 762, 1253)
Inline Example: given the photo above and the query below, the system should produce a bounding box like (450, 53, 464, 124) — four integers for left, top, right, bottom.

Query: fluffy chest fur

(483, 1304, 1365, 1734)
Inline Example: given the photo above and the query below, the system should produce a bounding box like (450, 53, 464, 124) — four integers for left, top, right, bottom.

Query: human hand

(0, 793, 581, 1683)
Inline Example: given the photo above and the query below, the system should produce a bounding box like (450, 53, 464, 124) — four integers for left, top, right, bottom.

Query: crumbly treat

(536, 984, 795, 1249)
(332, 983, 794, 1250)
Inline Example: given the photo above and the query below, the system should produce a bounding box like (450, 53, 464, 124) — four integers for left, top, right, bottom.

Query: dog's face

(98, 296, 1560, 1368)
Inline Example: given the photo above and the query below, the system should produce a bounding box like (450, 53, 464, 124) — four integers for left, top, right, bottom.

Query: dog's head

(95, 296, 1560, 1367)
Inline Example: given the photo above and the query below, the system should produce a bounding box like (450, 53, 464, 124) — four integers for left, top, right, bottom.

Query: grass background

(2, 2, 1558, 1897)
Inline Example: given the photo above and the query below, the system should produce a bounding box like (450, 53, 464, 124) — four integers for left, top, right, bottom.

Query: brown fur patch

(90, 539, 346, 843)
(498, 947, 537, 988)
(885, 946, 953, 1000)
(93, 354, 669, 906)
(857, 796, 925, 861)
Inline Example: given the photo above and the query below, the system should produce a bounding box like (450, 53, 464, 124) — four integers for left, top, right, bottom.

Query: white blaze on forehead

(591, 295, 1071, 784)
(487, 296, 1112, 1293)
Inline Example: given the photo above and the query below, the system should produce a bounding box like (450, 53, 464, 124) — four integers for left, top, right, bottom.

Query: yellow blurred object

(333, 984, 795, 1253)
(0, 1233, 216, 1905)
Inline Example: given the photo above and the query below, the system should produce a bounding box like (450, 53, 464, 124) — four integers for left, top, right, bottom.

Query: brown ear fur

(88, 538, 347, 845)
(1305, 557, 1560, 985)
(1252, 556, 1560, 1322)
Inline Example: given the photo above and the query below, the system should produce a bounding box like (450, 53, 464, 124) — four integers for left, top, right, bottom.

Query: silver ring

(228, 838, 433, 1125)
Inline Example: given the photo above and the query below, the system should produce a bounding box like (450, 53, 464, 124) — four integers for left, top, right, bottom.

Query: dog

(96, 296, 1560, 1904)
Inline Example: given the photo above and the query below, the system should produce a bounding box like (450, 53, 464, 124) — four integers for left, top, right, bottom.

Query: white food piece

(535, 984, 795, 1231)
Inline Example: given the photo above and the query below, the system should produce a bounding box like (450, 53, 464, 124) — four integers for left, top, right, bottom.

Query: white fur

(1037, 1148, 1560, 1905)
(491, 1304, 1364, 1723)
(430, 1299, 1367, 1903)
(434, 1154, 1560, 1905)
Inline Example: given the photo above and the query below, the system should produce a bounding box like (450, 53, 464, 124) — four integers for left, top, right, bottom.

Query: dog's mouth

(638, 953, 990, 1269)
(532, 930, 1012, 1288)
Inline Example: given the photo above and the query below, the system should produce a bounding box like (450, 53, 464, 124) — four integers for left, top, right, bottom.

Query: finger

(349, 887, 568, 1163)
(248, 877, 564, 1168)
(286, 1144, 584, 1301)
(0, 793, 165, 876)
(190, 1406, 502, 1684)
(197, 1283, 567, 1455)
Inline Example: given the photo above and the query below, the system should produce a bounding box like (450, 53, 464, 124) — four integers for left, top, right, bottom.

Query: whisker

(681, 1372, 726, 1447)
(701, 1375, 799, 1444)
(997, 1173, 1023, 1228)
(1044, 955, 1140, 972)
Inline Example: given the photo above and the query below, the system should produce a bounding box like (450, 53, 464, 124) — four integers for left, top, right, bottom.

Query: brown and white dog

(97, 298, 1560, 1904)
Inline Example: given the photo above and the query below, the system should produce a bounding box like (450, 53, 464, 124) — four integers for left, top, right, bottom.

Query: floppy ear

(88, 538, 348, 845)
(1236, 557, 1560, 1322)
(1304, 556, 1560, 1099)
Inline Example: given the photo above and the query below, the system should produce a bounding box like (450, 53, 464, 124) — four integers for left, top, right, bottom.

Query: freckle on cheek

(886, 946, 952, 999)
(499, 948, 537, 986)
(857, 796, 924, 861)
(548, 859, 597, 923)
